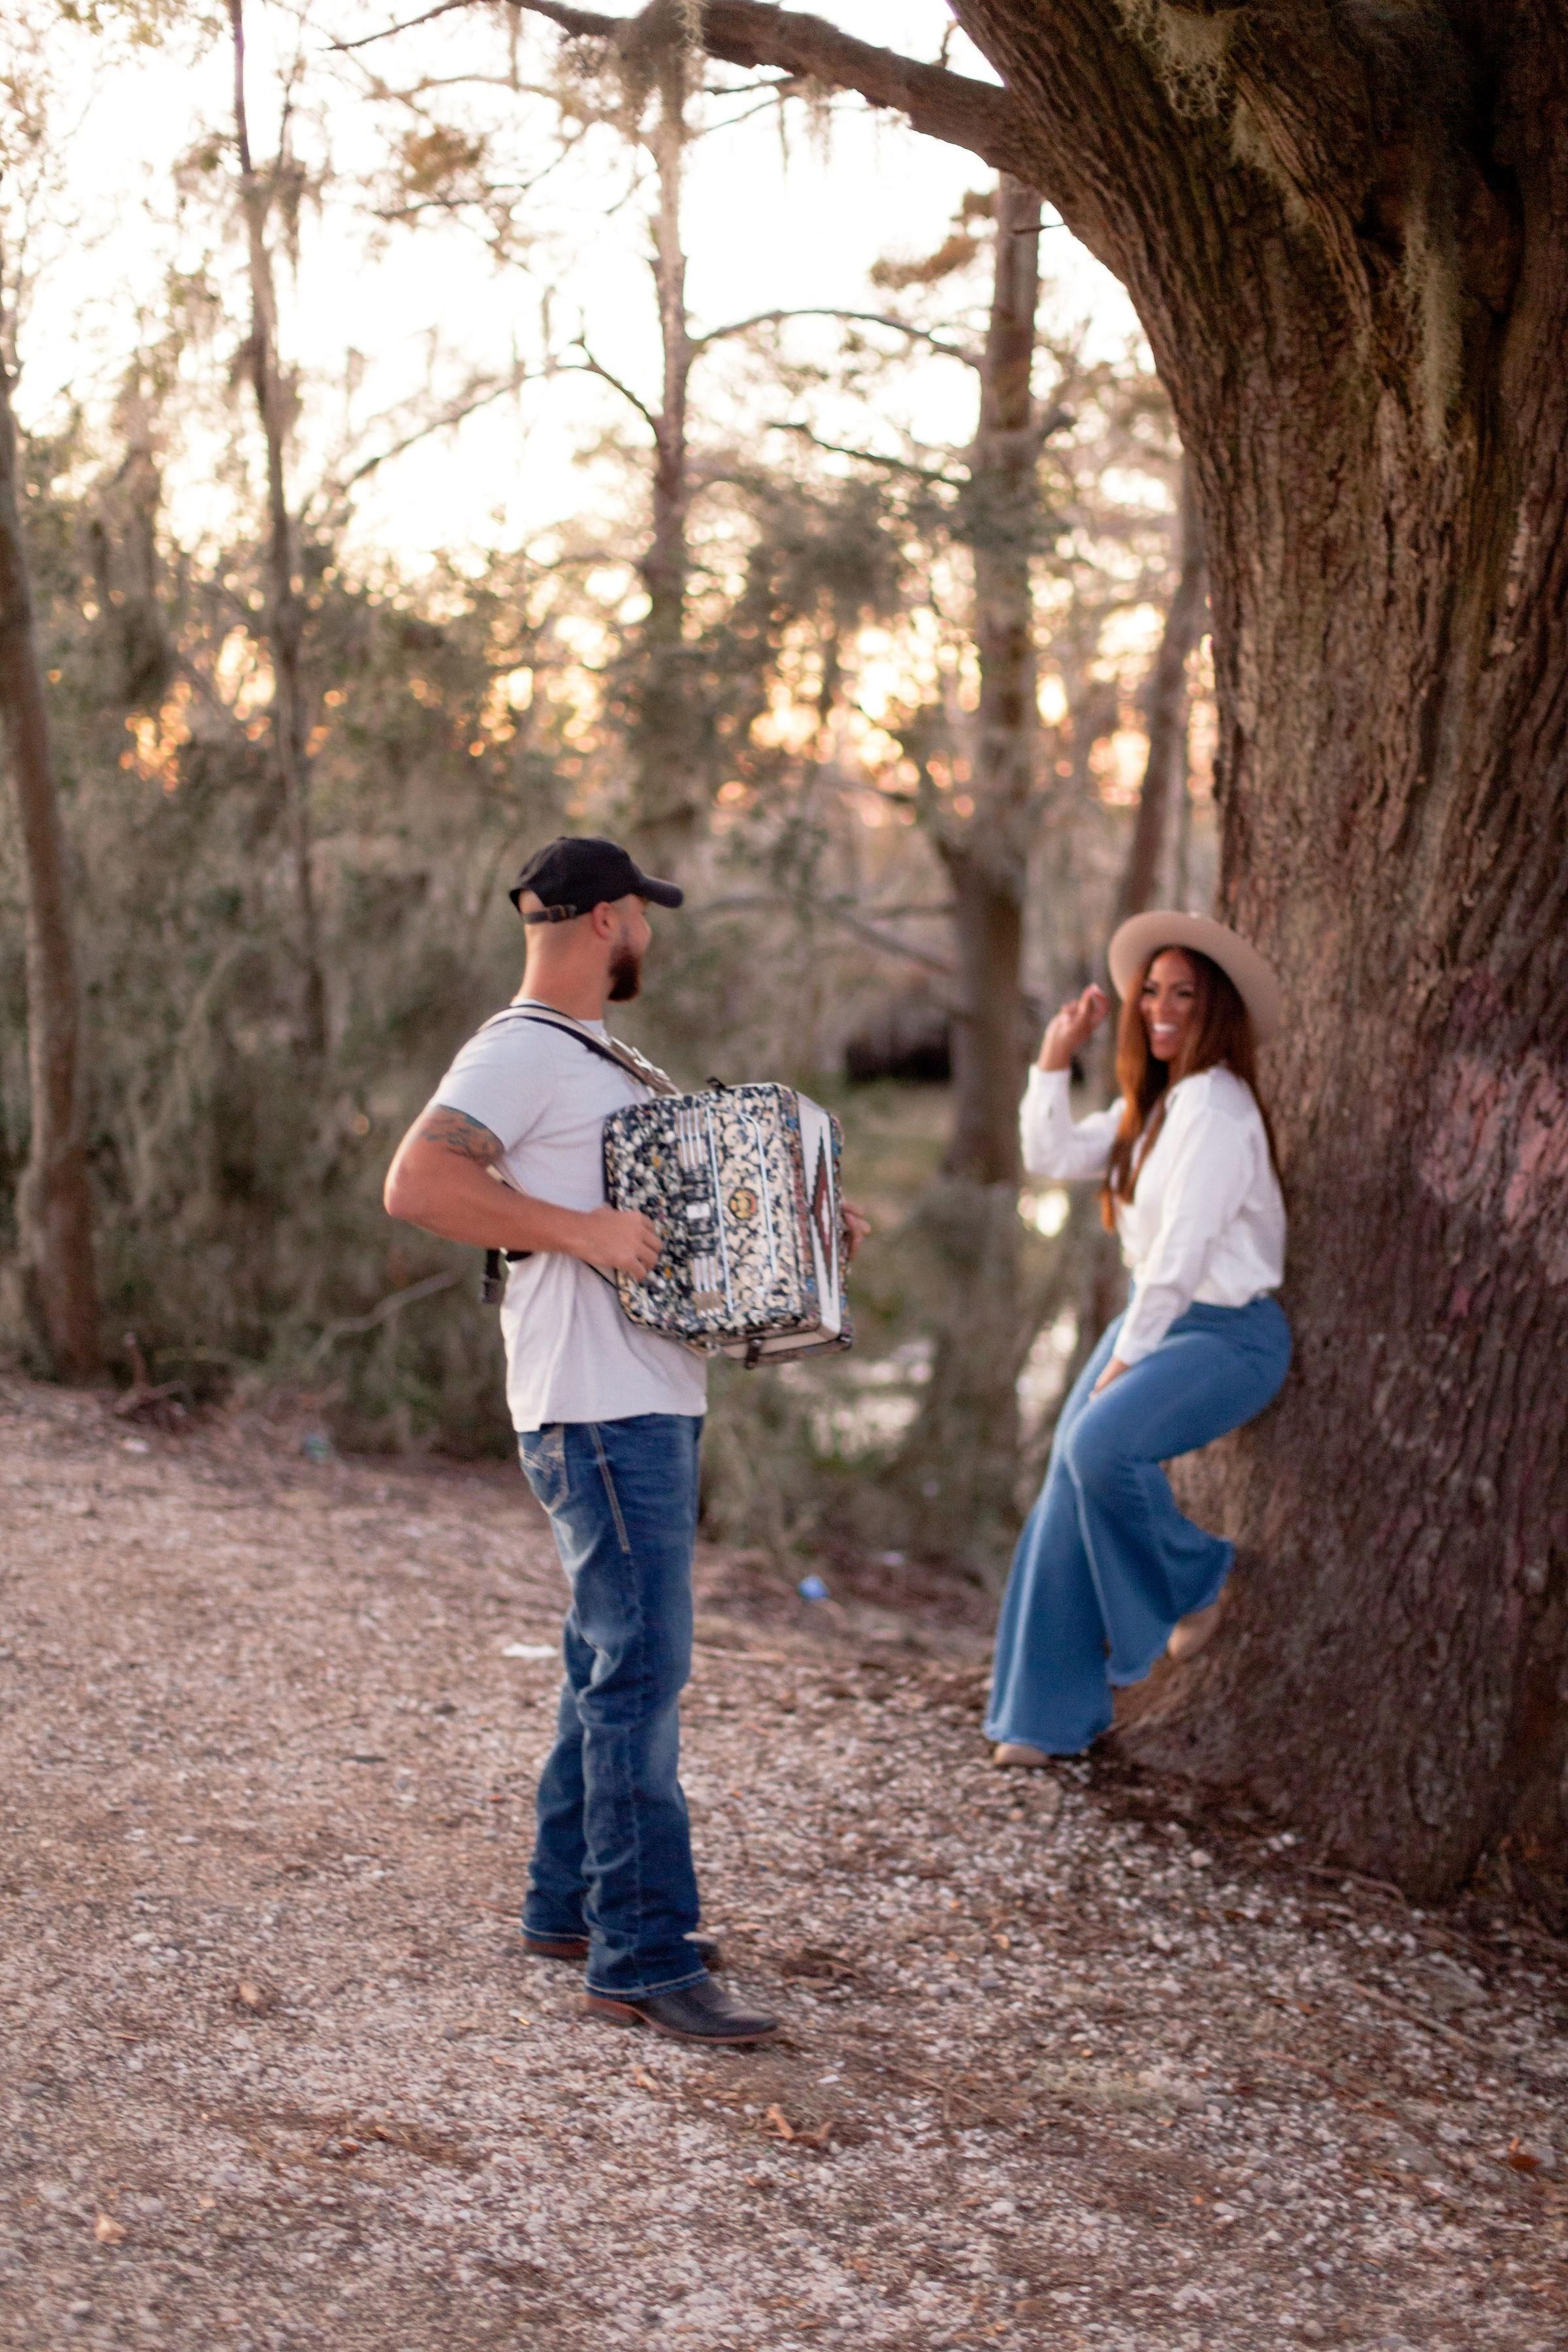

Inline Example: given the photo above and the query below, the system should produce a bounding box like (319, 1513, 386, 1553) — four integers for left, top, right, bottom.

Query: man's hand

(1092, 1355, 1130, 1397)
(842, 1200, 872, 1262)
(577, 1204, 662, 1279)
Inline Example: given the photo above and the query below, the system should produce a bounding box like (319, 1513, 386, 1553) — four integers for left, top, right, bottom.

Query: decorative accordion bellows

(602, 1084, 851, 1364)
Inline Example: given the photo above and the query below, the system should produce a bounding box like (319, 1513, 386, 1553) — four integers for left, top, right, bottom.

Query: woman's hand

(842, 1200, 872, 1262)
(1092, 1356, 1130, 1397)
(1037, 983, 1111, 1073)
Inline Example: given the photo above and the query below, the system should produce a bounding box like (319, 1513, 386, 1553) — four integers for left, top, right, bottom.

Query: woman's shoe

(992, 1742, 1053, 1769)
(1168, 1597, 1225, 1662)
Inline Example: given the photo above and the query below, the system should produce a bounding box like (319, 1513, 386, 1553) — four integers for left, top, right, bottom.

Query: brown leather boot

(583, 1976, 778, 2045)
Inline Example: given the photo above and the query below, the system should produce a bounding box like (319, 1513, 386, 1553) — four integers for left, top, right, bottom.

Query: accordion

(602, 1084, 852, 1364)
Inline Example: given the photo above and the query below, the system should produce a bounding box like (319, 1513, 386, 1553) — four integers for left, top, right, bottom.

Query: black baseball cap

(508, 835, 685, 924)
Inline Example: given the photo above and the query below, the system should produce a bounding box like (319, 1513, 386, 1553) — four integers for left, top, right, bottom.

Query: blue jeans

(986, 1296, 1292, 1755)
(516, 1414, 706, 1999)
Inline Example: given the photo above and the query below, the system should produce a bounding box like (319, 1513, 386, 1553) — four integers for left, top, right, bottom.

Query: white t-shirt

(1021, 1063, 1286, 1365)
(431, 1002, 708, 1431)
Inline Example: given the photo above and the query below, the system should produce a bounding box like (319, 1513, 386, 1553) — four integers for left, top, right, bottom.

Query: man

(384, 836, 782, 2045)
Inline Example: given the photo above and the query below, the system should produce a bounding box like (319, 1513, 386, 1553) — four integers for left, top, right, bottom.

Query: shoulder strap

(480, 1004, 681, 1098)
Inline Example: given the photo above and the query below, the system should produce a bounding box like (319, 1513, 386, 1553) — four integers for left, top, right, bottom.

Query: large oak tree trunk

(946, 0, 1568, 1899)
(0, 270, 101, 1381)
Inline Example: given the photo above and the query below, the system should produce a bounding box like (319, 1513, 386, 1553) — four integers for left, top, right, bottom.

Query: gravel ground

(2, 1371, 1566, 2352)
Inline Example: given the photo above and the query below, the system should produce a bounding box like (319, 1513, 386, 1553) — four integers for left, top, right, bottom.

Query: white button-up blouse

(1021, 1064, 1286, 1365)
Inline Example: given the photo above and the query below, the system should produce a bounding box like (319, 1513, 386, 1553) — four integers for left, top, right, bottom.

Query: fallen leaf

(196, 2195, 217, 2213)
(764, 2104, 796, 2142)
(233, 1978, 274, 2014)
(633, 2067, 659, 2093)
(1507, 2137, 1543, 2175)
(94, 2213, 126, 2244)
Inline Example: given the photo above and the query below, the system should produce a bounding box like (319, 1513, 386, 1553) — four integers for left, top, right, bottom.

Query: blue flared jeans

(516, 1413, 707, 1999)
(986, 1296, 1292, 1756)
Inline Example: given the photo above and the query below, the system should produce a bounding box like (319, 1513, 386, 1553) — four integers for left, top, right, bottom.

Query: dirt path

(2, 1374, 1565, 2352)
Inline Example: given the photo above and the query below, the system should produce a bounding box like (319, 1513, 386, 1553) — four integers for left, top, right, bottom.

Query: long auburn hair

(1100, 946, 1279, 1232)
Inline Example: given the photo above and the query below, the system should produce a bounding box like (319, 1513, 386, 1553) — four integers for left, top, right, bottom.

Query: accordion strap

(479, 1002, 681, 1096)
(476, 1003, 679, 1302)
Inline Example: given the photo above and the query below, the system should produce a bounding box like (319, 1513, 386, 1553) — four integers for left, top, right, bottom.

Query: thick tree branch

(331, 0, 1045, 211)
(508, 0, 1036, 182)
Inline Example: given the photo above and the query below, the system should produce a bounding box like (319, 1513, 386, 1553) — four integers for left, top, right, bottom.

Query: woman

(987, 911, 1291, 1765)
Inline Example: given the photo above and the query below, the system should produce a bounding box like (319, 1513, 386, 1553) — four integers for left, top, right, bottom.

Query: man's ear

(588, 899, 619, 941)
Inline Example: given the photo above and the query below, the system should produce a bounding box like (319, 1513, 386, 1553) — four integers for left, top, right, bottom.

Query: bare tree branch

(696, 306, 979, 365)
(688, 892, 958, 977)
(304, 1271, 462, 1366)
(327, 0, 474, 54)
(564, 346, 659, 430)
(321, 361, 541, 500)
(767, 419, 961, 487)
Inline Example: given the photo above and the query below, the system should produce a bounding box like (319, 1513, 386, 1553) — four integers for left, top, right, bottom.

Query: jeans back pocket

(517, 1424, 570, 1515)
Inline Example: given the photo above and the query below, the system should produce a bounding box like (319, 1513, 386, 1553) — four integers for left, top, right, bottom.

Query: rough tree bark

(902, 176, 1045, 1574)
(229, 0, 327, 1060)
(0, 250, 101, 1380)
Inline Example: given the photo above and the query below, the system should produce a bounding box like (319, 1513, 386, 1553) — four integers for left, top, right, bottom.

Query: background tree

(885, 174, 1054, 1568)
(0, 220, 101, 1379)
(0, 33, 102, 1381)
(228, 0, 329, 1056)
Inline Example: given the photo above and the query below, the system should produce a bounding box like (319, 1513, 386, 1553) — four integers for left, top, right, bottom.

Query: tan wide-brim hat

(1107, 911, 1283, 1043)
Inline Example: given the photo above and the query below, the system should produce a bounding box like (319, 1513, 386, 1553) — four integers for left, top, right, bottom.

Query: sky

(12, 0, 1142, 572)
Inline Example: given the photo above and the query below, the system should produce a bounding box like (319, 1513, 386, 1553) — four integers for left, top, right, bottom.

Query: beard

(607, 943, 644, 1003)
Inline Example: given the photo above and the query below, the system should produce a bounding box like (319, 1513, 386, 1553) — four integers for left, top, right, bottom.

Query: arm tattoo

(413, 1106, 504, 1167)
